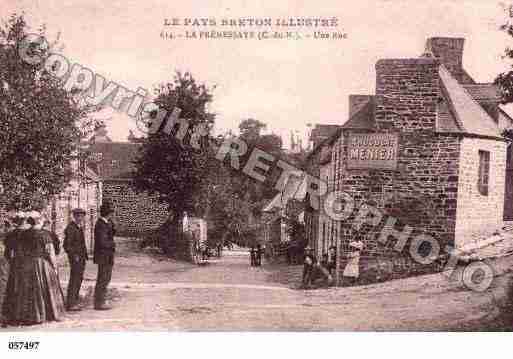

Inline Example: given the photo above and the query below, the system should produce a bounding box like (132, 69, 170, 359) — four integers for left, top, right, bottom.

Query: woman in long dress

(342, 240, 363, 287)
(2, 211, 66, 326)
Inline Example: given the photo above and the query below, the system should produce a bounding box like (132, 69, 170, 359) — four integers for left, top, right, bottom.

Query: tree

(131, 71, 215, 230)
(205, 120, 290, 248)
(496, 4, 513, 104)
(0, 14, 93, 211)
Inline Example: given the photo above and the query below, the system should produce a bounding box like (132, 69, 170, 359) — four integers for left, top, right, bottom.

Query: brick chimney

(425, 37, 465, 82)
(375, 58, 440, 132)
(349, 95, 372, 118)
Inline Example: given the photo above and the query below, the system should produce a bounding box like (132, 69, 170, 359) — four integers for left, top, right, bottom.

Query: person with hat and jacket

(93, 202, 116, 310)
(63, 207, 88, 311)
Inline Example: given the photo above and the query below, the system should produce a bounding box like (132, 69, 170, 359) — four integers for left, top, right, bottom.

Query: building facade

(87, 126, 170, 236)
(305, 37, 513, 284)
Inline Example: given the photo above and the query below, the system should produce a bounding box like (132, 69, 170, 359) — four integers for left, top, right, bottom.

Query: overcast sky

(2, 0, 513, 146)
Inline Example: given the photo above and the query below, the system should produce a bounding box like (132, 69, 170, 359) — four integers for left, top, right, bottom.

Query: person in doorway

(301, 246, 315, 289)
(63, 208, 88, 311)
(93, 202, 116, 310)
(342, 240, 363, 286)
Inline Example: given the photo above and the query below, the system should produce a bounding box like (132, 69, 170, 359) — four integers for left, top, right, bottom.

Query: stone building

(87, 125, 169, 236)
(48, 163, 102, 252)
(261, 172, 306, 260)
(304, 37, 513, 283)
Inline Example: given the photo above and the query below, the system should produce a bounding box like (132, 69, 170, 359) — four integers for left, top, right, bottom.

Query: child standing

(342, 240, 363, 286)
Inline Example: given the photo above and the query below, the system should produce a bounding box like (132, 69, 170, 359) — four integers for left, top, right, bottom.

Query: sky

(2, 0, 513, 146)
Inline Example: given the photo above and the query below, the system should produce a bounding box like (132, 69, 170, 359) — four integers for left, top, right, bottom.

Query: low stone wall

(339, 253, 443, 286)
(102, 181, 169, 237)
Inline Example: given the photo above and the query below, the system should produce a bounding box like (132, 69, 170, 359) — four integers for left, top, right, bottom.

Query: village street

(1, 237, 512, 332)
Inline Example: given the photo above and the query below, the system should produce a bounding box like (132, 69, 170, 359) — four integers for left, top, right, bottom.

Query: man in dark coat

(63, 208, 88, 311)
(249, 246, 256, 266)
(93, 202, 116, 310)
(256, 244, 263, 267)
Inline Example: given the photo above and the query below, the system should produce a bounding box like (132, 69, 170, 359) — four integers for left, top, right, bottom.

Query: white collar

(100, 217, 109, 223)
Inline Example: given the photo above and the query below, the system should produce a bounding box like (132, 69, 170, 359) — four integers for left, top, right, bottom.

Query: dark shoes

(94, 303, 113, 311)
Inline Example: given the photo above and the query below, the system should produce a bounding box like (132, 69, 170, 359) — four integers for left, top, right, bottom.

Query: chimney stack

(375, 58, 440, 132)
(425, 37, 465, 82)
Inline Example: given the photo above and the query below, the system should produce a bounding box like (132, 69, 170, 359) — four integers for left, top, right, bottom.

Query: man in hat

(93, 202, 116, 310)
(63, 207, 88, 311)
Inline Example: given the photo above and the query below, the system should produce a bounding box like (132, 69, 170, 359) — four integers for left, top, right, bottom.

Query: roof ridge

(439, 65, 501, 137)
(439, 66, 466, 132)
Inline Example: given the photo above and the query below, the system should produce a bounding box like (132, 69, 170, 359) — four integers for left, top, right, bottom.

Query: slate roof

(263, 172, 305, 212)
(309, 124, 340, 141)
(463, 84, 501, 102)
(439, 65, 503, 138)
(86, 142, 142, 180)
(341, 98, 375, 130)
(306, 97, 377, 161)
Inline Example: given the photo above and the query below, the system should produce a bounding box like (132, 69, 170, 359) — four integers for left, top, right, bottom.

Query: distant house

(86, 125, 169, 236)
(261, 172, 305, 257)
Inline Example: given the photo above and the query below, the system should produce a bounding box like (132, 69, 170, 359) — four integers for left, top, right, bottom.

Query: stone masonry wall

(334, 131, 461, 257)
(374, 58, 439, 132)
(334, 58, 461, 281)
(455, 137, 507, 247)
(102, 180, 169, 236)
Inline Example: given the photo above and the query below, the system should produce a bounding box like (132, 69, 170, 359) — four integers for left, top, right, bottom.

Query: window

(478, 150, 490, 196)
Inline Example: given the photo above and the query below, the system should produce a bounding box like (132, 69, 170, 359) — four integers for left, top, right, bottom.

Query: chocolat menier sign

(347, 133, 399, 170)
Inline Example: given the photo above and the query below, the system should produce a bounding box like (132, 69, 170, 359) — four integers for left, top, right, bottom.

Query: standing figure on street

(249, 246, 256, 266)
(63, 207, 88, 311)
(256, 244, 263, 267)
(301, 246, 315, 289)
(328, 246, 337, 276)
(2, 211, 66, 327)
(93, 202, 116, 310)
(342, 240, 363, 287)
(2, 211, 27, 326)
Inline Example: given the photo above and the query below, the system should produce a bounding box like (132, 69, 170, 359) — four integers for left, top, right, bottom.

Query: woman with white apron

(343, 240, 363, 286)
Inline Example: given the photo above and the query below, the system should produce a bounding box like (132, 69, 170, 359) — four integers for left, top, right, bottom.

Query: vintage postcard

(1, 0, 513, 356)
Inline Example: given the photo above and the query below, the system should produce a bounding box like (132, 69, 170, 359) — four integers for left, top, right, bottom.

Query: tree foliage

(0, 14, 93, 210)
(495, 4, 513, 103)
(205, 120, 289, 247)
(131, 71, 215, 221)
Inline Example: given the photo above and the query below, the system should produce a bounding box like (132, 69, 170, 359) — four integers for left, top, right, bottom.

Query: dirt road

(2, 238, 513, 331)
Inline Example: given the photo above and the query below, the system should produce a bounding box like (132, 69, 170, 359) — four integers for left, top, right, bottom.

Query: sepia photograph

(1, 0, 513, 357)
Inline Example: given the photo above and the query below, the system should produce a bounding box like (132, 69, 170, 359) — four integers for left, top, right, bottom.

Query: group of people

(1, 202, 116, 327)
(301, 240, 363, 289)
(249, 244, 263, 267)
